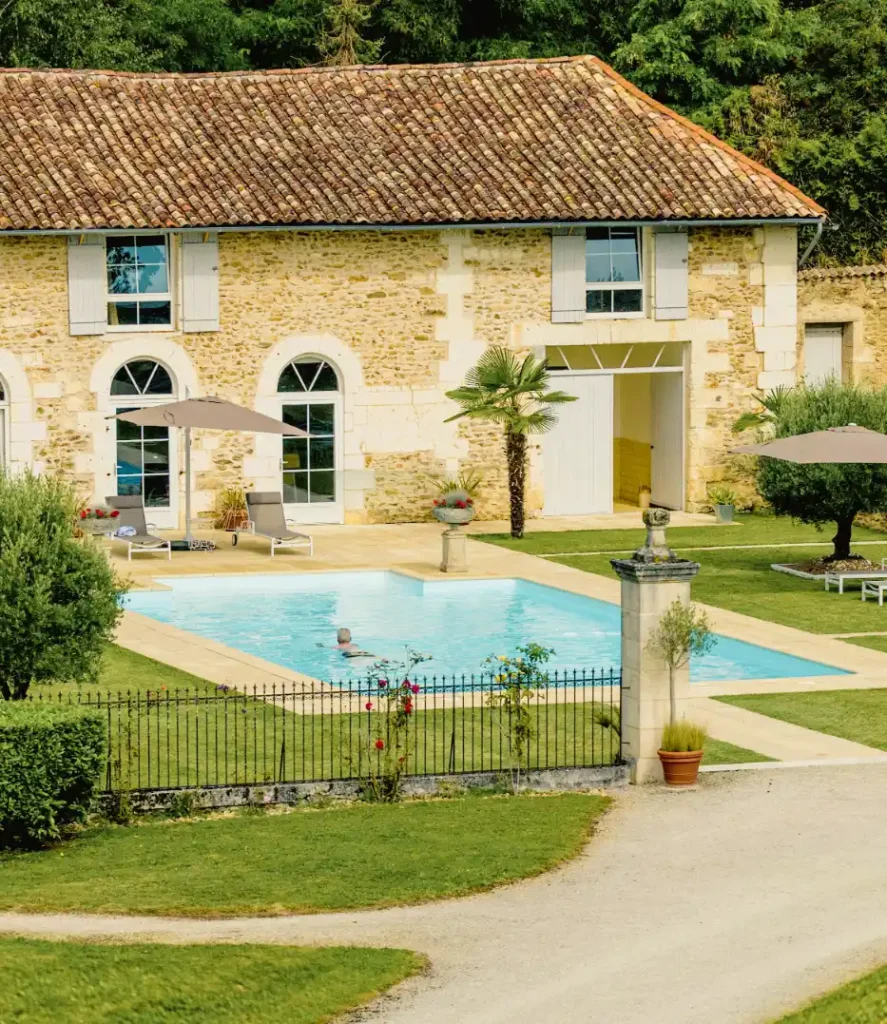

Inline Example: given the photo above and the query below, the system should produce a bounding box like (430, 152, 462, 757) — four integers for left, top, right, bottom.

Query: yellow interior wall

(613, 375, 652, 504)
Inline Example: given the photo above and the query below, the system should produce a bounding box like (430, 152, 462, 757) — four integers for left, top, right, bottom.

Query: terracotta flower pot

(658, 749, 704, 786)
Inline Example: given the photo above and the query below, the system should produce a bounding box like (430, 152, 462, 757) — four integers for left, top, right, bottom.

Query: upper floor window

(585, 228, 643, 317)
(277, 358, 339, 393)
(110, 359, 174, 397)
(106, 235, 172, 329)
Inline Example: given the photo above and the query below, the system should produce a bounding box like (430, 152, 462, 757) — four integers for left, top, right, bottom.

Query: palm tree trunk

(505, 430, 527, 539)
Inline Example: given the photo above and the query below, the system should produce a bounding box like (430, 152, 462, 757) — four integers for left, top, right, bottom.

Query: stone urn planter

(433, 506, 475, 527)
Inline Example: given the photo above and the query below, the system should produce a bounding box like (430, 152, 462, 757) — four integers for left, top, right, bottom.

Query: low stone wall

(104, 763, 630, 814)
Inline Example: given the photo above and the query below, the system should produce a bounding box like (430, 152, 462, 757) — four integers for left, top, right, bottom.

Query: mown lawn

(716, 690, 887, 752)
(550, 544, 887, 634)
(776, 963, 887, 1023)
(703, 737, 775, 765)
(0, 793, 609, 916)
(0, 937, 421, 1024)
(476, 513, 886, 557)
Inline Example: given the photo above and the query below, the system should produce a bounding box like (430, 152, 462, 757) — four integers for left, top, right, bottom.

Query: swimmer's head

(337, 627, 352, 644)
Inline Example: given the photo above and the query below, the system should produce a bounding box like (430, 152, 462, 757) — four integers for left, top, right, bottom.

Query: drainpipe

(798, 219, 826, 268)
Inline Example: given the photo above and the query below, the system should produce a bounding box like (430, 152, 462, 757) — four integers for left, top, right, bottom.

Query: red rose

(375, 739, 385, 750)
(402, 680, 410, 689)
(111, 509, 120, 518)
(378, 679, 388, 689)
(364, 701, 373, 711)
(96, 509, 104, 518)
(79, 510, 87, 519)
(410, 684, 420, 694)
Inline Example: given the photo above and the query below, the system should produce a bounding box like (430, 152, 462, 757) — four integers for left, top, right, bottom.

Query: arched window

(111, 359, 175, 509)
(0, 376, 7, 470)
(276, 357, 341, 514)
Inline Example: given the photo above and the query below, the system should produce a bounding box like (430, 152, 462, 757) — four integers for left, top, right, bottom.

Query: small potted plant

(77, 504, 120, 536)
(658, 720, 709, 786)
(432, 489, 475, 526)
(214, 486, 248, 532)
(708, 484, 738, 525)
(646, 599, 714, 786)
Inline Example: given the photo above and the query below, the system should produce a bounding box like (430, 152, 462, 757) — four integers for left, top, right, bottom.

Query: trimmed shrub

(0, 702, 105, 847)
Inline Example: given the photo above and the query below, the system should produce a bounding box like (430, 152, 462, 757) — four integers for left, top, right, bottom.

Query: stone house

(0, 56, 824, 526)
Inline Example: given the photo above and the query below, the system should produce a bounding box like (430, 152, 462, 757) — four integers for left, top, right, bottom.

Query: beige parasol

(732, 424, 887, 464)
(111, 397, 307, 543)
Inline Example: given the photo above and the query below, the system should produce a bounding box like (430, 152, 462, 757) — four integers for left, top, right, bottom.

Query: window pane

(116, 475, 142, 496)
(586, 290, 612, 314)
(308, 403, 335, 434)
(585, 227, 608, 245)
(311, 362, 339, 391)
(611, 253, 640, 283)
(143, 475, 170, 507)
(126, 361, 159, 393)
(109, 302, 138, 325)
(282, 437, 307, 470)
(311, 436, 334, 470)
(283, 471, 310, 504)
(108, 265, 137, 295)
(111, 370, 139, 397)
(138, 264, 168, 294)
(282, 404, 308, 433)
(116, 444, 143, 475)
(143, 423, 169, 440)
(613, 289, 643, 313)
(142, 441, 170, 473)
(277, 365, 302, 393)
(136, 237, 167, 264)
(293, 361, 323, 390)
(585, 254, 612, 283)
(107, 238, 135, 265)
(144, 364, 173, 395)
(609, 229, 639, 253)
(138, 301, 171, 325)
(308, 470, 335, 502)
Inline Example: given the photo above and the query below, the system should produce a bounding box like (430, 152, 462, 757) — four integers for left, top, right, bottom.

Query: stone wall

(0, 224, 795, 522)
(798, 265, 887, 386)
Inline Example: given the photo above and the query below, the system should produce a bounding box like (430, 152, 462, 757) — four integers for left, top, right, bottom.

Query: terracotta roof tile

(798, 264, 887, 280)
(0, 56, 825, 232)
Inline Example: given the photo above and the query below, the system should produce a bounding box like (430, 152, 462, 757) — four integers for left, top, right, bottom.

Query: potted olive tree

(646, 599, 714, 785)
(708, 485, 738, 525)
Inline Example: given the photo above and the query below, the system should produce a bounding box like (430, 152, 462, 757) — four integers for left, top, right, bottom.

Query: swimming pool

(125, 571, 850, 684)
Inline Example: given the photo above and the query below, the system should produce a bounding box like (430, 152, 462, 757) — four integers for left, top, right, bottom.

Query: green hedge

(0, 702, 105, 847)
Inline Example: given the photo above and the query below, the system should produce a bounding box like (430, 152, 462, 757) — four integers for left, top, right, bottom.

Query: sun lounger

(234, 491, 314, 557)
(106, 495, 172, 561)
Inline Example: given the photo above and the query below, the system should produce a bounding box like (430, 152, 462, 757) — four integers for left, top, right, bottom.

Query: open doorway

(543, 343, 685, 515)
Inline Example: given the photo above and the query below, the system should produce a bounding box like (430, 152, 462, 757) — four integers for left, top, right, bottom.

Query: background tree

(734, 380, 887, 559)
(0, 472, 123, 701)
(445, 347, 575, 540)
(320, 0, 380, 65)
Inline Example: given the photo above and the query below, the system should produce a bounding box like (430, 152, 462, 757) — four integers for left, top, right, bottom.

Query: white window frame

(585, 227, 645, 321)
(106, 233, 174, 333)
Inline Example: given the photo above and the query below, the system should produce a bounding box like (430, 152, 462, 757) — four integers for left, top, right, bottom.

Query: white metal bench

(824, 564, 887, 594)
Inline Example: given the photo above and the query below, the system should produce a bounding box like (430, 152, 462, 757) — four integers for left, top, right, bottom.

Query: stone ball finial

(632, 506, 674, 563)
(642, 507, 670, 529)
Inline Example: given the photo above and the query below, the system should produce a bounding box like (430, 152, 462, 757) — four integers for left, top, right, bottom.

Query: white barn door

(651, 373, 684, 510)
(543, 374, 613, 516)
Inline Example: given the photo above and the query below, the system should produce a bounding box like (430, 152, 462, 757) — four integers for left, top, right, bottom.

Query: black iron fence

(32, 669, 622, 792)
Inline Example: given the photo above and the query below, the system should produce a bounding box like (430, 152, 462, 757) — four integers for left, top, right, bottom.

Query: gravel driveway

(2, 765, 886, 1024)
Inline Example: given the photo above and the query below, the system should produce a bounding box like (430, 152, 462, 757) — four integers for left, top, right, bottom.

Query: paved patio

(108, 517, 887, 764)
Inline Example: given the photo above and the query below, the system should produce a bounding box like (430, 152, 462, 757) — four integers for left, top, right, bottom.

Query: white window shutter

(654, 230, 688, 320)
(67, 236, 107, 335)
(551, 228, 586, 323)
(181, 232, 220, 332)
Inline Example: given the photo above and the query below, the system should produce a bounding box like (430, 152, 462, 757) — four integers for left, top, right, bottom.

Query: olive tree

(0, 471, 123, 700)
(735, 381, 887, 560)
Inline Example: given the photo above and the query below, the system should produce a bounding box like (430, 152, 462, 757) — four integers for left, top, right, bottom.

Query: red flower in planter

(364, 701, 373, 711)
(455, 500, 466, 509)
(95, 509, 104, 518)
(375, 738, 385, 750)
(79, 510, 87, 519)
(110, 510, 120, 518)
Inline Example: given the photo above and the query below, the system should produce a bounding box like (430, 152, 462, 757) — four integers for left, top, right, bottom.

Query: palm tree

(445, 348, 576, 539)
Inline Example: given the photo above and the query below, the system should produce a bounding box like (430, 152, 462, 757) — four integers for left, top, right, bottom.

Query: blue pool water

(125, 571, 850, 684)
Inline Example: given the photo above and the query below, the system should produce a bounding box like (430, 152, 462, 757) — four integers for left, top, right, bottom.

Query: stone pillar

(440, 524, 468, 573)
(611, 510, 700, 784)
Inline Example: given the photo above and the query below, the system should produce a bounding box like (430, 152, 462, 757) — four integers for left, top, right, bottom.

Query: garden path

(2, 764, 886, 1024)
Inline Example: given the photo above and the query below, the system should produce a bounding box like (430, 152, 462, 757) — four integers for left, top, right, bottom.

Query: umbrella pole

(184, 425, 192, 545)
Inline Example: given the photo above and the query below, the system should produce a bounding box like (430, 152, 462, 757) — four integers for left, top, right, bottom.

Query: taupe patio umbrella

(732, 425, 887, 463)
(110, 397, 307, 544)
